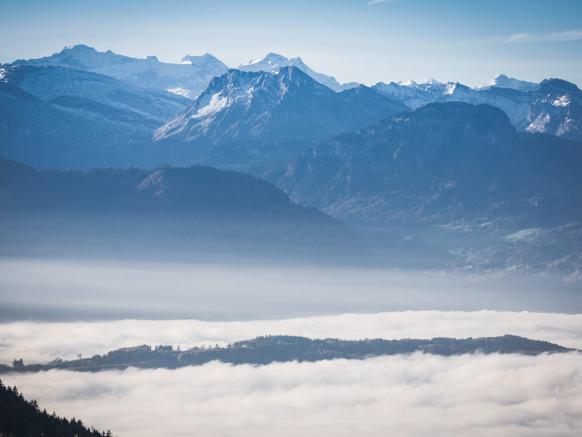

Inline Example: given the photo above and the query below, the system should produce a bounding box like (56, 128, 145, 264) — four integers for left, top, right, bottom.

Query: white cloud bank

(2, 353, 582, 437)
(1, 310, 581, 363)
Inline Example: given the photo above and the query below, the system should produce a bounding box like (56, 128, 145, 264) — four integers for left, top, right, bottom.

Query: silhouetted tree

(0, 379, 111, 436)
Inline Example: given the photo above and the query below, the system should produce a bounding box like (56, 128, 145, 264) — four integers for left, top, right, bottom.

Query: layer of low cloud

(2, 258, 581, 323)
(3, 353, 581, 436)
(490, 29, 582, 45)
(1, 310, 581, 363)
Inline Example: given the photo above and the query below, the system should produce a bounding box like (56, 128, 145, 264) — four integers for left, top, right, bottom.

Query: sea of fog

(2, 353, 581, 437)
(1, 257, 582, 436)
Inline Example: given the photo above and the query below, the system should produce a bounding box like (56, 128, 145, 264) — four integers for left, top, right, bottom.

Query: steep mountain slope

(154, 67, 408, 167)
(11, 44, 229, 98)
(0, 65, 190, 168)
(277, 102, 582, 275)
(239, 52, 356, 91)
(373, 77, 582, 141)
(280, 102, 582, 222)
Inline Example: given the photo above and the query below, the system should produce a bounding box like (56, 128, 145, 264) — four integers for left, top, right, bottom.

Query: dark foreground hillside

(0, 380, 110, 437)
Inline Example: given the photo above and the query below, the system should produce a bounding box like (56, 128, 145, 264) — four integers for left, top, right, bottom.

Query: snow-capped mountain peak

(244, 52, 289, 69)
(241, 53, 291, 72)
(11, 45, 230, 99)
(480, 74, 539, 92)
(153, 66, 406, 146)
(240, 53, 352, 92)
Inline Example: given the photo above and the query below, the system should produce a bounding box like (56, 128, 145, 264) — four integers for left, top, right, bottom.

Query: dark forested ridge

(0, 380, 110, 437)
(0, 158, 358, 262)
(1, 335, 573, 374)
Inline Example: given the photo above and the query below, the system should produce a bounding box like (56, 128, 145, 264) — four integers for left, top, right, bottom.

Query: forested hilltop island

(1, 335, 573, 374)
(0, 380, 111, 436)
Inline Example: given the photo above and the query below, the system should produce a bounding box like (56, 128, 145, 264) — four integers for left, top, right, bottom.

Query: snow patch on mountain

(444, 83, 458, 95)
(526, 113, 551, 133)
(167, 87, 191, 97)
(192, 93, 229, 119)
(553, 95, 571, 107)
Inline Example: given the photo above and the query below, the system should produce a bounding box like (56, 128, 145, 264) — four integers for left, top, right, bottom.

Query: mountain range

(373, 76, 582, 141)
(11, 44, 229, 99)
(0, 63, 191, 168)
(153, 66, 407, 168)
(279, 102, 582, 224)
(276, 102, 582, 275)
(2, 45, 581, 171)
(10, 45, 357, 99)
(2, 45, 582, 275)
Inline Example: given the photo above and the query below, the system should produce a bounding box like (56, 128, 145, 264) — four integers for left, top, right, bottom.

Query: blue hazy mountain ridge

(0, 62, 407, 170)
(275, 102, 582, 275)
(11, 45, 358, 98)
(6, 45, 582, 152)
(0, 158, 367, 262)
(152, 67, 408, 168)
(279, 102, 582, 225)
(10, 44, 230, 99)
(373, 77, 582, 142)
(0, 64, 191, 169)
(0, 335, 572, 374)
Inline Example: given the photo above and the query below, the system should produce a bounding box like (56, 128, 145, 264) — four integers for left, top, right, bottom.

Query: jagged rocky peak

(203, 66, 321, 97)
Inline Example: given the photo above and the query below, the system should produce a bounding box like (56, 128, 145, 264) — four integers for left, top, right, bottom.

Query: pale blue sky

(1, 0, 581, 86)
